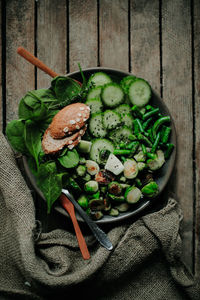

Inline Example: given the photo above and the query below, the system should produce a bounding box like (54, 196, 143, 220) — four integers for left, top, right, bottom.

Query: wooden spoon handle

(17, 47, 59, 78)
(60, 194, 90, 260)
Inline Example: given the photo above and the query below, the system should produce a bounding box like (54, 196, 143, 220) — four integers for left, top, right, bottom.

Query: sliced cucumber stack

(85, 98, 103, 114)
(115, 103, 131, 116)
(128, 78, 151, 107)
(121, 113, 134, 129)
(88, 72, 112, 87)
(101, 83, 124, 108)
(90, 138, 114, 164)
(103, 110, 121, 130)
(86, 86, 102, 101)
(120, 75, 136, 94)
(109, 126, 132, 144)
(89, 113, 107, 138)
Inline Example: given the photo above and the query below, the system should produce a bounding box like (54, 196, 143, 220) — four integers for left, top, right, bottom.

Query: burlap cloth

(0, 131, 199, 300)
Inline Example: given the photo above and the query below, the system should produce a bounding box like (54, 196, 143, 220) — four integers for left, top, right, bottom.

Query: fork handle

(60, 194, 90, 260)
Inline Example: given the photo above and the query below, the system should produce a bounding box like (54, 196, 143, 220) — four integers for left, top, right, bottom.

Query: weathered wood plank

(6, 0, 35, 123)
(130, 0, 160, 94)
(69, 0, 97, 72)
(0, 0, 3, 132)
(193, 0, 200, 277)
(162, 0, 193, 270)
(99, 0, 129, 72)
(37, 0, 67, 88)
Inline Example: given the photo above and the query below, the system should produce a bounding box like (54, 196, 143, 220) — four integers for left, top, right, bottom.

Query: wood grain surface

(162, 0, 193, 270)
(193, 0, 200, 277)
(1, 0, 200, 275)
(69, 0, 98, 72)
(130, 0, 160, 94)
(99, 0, 129, 71)
(5, 0, 35, 123)
(37, 0, 67, 88)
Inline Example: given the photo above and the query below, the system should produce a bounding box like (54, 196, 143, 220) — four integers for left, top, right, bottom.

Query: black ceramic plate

(23, 67, 176, 224)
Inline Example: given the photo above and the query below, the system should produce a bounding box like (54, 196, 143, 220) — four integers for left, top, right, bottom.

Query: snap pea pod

(119, 142, 126, 149)
(113, 149, 133, 156)
(131, 105, 143, 119)
(142, 108, 159, 120)
(152, 116, 171, 139)
(143, 117, 153, 130)
(147, 152, 157, 159)
(141, 144, 147, 155)
(151, 132, 161, 153)
(164, 143, 174, 159)
(126, 141, 140, 152)
(161, 126, 171, 143)
(129, 134, 137, 141)
(135, 118, 144, 133)
(136, 133, 153, 147)
(133, 119, 140, 135)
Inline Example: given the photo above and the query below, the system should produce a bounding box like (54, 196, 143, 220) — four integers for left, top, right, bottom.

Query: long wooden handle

(17, 47, 59, 78)
(60, 194, 90, 260)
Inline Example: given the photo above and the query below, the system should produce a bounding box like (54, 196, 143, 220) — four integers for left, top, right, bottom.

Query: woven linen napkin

(0, 131, 199, 300)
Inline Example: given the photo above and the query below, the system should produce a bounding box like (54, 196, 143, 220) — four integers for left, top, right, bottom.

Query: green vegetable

(108, 182, 122, 195)
(136, 133, 153, 147)
(101, 83, 124, 108)
(109, 126, 132, 144)
(151, 132, 161, 153)
(120, 75, 136, 94)
(24, 121, 42, 170)
(134, 151, 146, 162)
(147, 150, 165, 171)
(141, 144, 147, 155)
(51, 76, 81, 106)
(77, 195, 89, 209)
(135, 118, 144, 133)
(131, 105, 144, 119)
(89, 199, 105, 211)
(126, 141, 139, 153)
(58, 149, 79, 169)
(142, 108, 159, 120)
(90, 138, 114, 164)
(114, 203, 130, 212)
(87, 72, 112, 87)
(113, 149, 133, 156)
(108, 194, 125, 202)
(103, 110, 121, 130)
(6, 120, 28, 154)
(161, 126, 171, 143)
(141, 181, 159, 198)
(164, 143, 174, 159)
(121, 113, 134, 129)
(128, 78, 151, 107)
(84, 181, 99, 194)
(82, 173, 92, 181)
(77, 140, 92, 153)
(85, 98, 103, 114)
(137, 162, 146, 171)
(76, 165, 86, 177)
(123, 159, 138, 179)
(152, 116, 171, 139)
(86, 86, 102, 101)
(125, 186, 142, 204)
(89, 113, 107, 138)
(142, 117, 153, 130)
(109, 208, 119, 217)
(67, 177, 81, 192)
(36, 162, 63, 213)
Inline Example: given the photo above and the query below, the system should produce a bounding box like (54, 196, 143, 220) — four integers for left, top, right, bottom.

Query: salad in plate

(6, 68, 174, 220)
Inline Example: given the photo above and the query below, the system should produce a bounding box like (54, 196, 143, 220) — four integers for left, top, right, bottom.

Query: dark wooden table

(1, 0, 199, 278)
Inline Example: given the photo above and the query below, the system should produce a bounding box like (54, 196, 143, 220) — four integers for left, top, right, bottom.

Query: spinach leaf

(36, 161, 63, 213)
(24, 121, 42, 170)
(19, 96, 47, 121)
(28, 89, 56, 104)
(6, 120, 28, 154)
(58, 149, 79, 168)
(50, 76, 81, 107)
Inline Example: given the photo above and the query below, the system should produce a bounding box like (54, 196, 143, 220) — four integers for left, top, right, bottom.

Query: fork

(61, 189, 113, 251)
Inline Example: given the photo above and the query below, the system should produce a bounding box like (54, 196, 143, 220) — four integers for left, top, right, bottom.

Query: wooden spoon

(17, 47, 82, 85)
(59, 193, 90, 260)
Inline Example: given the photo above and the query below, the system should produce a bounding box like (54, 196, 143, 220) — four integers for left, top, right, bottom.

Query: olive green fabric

(0, 131, 199, 300)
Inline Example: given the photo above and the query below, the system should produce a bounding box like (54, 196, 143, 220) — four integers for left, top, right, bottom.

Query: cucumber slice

(90, 138, 114, 164)
(128, 78, 151, 107)
(89, 113, 107, 138)
(88, 72, 112, 87)
(109, 126, 132, 144)
(114, 104, 131, 116)
(85, 98, 103, 114)
(101, 83, 124, 108)
(103, 110, 121, 130)
(121, 113, 134, 129)
(123, 159, 138, 179)
(120, 75, 136, 94)
(86, 86, 102, 101)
